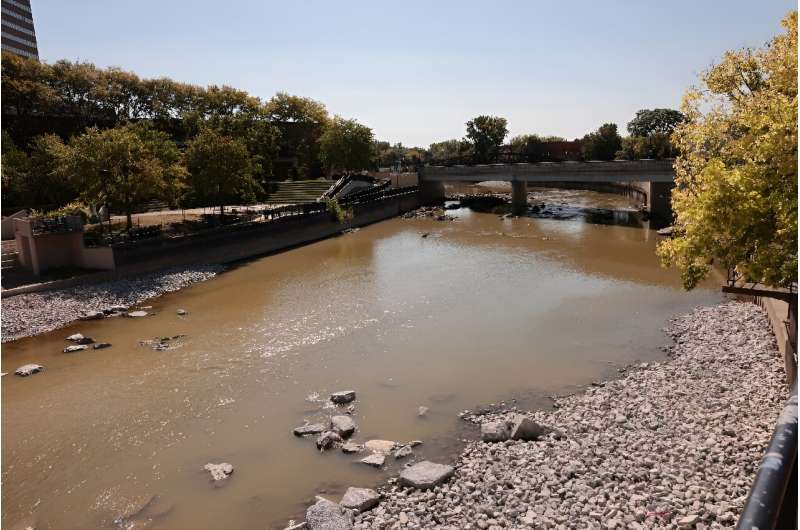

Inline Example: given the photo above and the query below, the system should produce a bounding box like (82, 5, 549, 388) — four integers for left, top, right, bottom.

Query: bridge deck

(420, 159, 675, 183)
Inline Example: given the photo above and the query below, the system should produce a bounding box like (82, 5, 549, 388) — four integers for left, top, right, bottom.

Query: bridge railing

(735, 380, 797, 530)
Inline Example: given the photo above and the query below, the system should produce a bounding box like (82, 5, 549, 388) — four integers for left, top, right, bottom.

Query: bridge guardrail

(735, 380, 797, 530)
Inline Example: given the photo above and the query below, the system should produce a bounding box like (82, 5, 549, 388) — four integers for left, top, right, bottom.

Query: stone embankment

(296, 301, 786, 529)
(1, 265, 221, 342)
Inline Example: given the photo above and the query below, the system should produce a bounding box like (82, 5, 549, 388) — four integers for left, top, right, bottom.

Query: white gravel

(352, 301, 788, 529)
(1, 265, 222, 342)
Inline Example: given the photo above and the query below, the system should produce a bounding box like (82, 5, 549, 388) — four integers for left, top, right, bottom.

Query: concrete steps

(266, 180, 333, 205)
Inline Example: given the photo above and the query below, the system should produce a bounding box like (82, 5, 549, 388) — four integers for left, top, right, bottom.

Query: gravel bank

(353, 301, 787, 529)
(1, 265, 222, 342)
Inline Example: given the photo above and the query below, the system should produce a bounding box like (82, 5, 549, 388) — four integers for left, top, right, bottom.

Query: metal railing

(736, 381, 798, 530)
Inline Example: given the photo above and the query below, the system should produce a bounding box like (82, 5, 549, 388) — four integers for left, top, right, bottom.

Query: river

(1, 188, 721, 530)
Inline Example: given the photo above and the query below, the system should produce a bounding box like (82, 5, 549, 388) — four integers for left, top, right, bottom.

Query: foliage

(319, 116, 374, 172)
(183, 127, 260, 217)
(657, 11, 797, 289)
(581, 123, 622, 160)
(1, 131, 77, 208)
(35, 200, 90, 222)
(429, 139, 472, 162)
(616, 132, 677, 160)
(324, 197, 352, 223)
(627, 108, 685, 137)
(465, 115, 508, 163)
(374, 141, 428, 168)
(265, 92, 329, 176)
(62, 122, 187, 229)
(510, 134, 545, 162)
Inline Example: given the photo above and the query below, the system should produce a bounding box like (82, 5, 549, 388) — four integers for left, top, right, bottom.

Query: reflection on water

(1, 189, 720, 530)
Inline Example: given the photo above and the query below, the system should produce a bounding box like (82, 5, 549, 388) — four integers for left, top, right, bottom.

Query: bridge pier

(418, 177, 445, 206)
(512, 180, 527, 215)
(646, 181, 674, 228)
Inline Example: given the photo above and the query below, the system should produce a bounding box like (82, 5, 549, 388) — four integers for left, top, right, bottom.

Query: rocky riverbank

(299, 301, 787, 529)
(1, 265, 222, 342)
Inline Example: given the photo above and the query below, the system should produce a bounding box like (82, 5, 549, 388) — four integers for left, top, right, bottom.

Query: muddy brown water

(2, 189, 721, 530)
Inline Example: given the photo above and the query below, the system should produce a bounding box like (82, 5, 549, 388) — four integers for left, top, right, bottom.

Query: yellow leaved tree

(658, 11, 798, 289)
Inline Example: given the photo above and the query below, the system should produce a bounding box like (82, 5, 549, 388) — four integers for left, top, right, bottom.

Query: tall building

(1, 0, 38, 60)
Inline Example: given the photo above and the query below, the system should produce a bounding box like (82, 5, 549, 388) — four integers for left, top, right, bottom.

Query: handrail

(736, 380, 797, 530)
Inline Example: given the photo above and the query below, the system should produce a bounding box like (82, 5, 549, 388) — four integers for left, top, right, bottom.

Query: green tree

(616, 133, 676, 160)
(265, 92, 330, 177)
(184, 127, 260, 218)
(510, 134, 544, 162)
(429, 139, 472, 162)
(319, 116, 374, 173)
(657, 11, 797, 289)
(63, 123, 187, 229)
(465, 115, 508, 163)
(581, 123, 622, 160)
(626, 108, 685, 137)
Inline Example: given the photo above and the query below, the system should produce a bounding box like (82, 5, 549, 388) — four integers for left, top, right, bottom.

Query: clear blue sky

(33, 0, 795, 147)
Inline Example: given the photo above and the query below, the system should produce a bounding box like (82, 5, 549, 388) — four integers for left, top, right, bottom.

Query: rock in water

(364, 440, 396, 454)
(63, 344, 89, 353)
(15, 364, 43, 377)
(203, 462, 233, 481)
(330, 415, 357, 438)
(330, 390, 356, 404)
(481, 421, 512, 442)
(79, 310, 104, 321)
(316, 431, 343, 451)
(66, 333, 85, 342)
(398, 461, 454, 489)
(93, 342, 112, 350)
(74, 336, 95, 345)
(340, 487, 380, 512)
(126, 311, 148, 318)
(360, 453, 386, 468)
(341, 442, 363, 454)
(176, 308, 188, 315)
(306, 498, 353, 530)
(393, 445, 414, 459)
(418, 406, 429, 417)
(293, 423, 326, 436)
(509, 414, 547, 441)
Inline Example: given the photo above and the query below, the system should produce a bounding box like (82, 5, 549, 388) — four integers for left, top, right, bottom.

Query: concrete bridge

(418, 159, 676, 223)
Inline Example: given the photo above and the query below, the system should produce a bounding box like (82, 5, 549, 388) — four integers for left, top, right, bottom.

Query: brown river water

(2, 189, 721, 530)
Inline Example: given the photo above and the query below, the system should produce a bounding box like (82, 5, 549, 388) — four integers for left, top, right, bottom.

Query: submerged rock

(15, 364, 43, 377)
(393, 445, 414, 459)
(203, 462, 233, 481)
(341, 442, 363, 454)
(63, 344, 89, 353)
(306, 498, 353, 530)
(417, 406, 429, 417)
(293, 423, 326, 437)
(330, 415, 357, 438)
(398, 461, 454, 489)
(316, 431, 343, 451)
(93, 342, 112, 350)
(176, 308, 188, 315)
(330, 390, 356, 404)
(364, 440, 396, 454)
(340, 487, 380, 512)
(126, 311, 149, 318)
(360, 453, 386, 468)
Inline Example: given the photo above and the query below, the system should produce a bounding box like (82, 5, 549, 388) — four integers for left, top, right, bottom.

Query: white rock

(15, 364, 43, 377)
(364, 440, 396, 454)
(203, 462, 233, 481)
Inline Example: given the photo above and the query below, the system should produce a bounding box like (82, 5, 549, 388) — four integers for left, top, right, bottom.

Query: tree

(184, 127, 260, 218)
(429, 139, 472, 162)
(265, 92, 330, 177)
(627, 108, 685, 137)
(657, 11, 797, 290)
(510, 134, 544, 162)
(319, 116, 374, 173)
(581, 123, 622, 160)
(616, 133, 676, 160)
(465, 115, 508, 163)
(63, 123, 187, 229)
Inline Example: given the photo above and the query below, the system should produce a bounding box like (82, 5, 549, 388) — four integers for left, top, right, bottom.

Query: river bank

(1, 264, 222, 342)
(330, 301, 785, 529)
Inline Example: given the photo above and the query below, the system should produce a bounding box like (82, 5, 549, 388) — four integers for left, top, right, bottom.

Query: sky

(33, 0, 796, 147)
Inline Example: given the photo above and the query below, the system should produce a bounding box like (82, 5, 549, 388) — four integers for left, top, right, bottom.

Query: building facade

(2, 0, 38, 60)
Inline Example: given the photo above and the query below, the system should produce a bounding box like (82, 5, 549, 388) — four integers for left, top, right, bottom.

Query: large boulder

(330, 416, 356, 438)
(398, 461, 454, 490)
(305, 498, 353, 530)
(339, 487, 380, 512)
(509, 414, 547, 441)
(481, 421, 512, 442)
(330, 391, 356, 404)
(316, 431, 343, 451)
(363, 440, 396, 454)
(293, 423, 327, 437)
